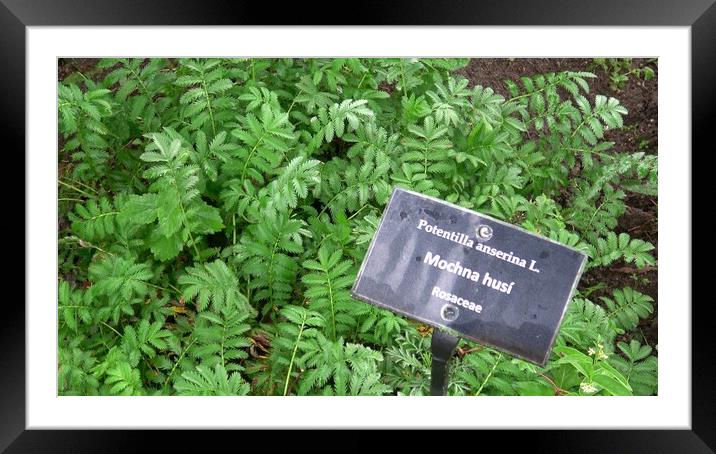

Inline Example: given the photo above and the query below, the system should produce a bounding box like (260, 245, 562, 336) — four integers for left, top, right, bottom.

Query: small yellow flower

(580, 382, 597, 394)
(587, 347, 596, 356)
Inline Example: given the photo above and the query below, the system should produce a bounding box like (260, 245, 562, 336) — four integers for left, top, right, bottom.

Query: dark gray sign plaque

(351, 187, 587, 366)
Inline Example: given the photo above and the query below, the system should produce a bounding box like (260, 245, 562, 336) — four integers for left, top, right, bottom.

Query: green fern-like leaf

(59, 280, 93, 331)
(58, 336, 100, 395)
(121, 319, 172, 367)
(357, 306, 408, 346)
(557, 298, 614, 350)
(68, 197, 119, 240)
(270, 305, 325, 395)
(314, 99, 375, 144)
(135, 131, 223, 260)
(297, 335, 387, 396)
(230, 102, 297, 184)
(589, 232, 656, 269)
(425, 76, 471, 129)
(234, 213, 307, 314)
(259, 156, 321, 216)
(383, 330, 432, 395)
(600, 287, 654, 332)
(174, 363, 250, 396)
(609, 340, 658, 396)
(117, 193, 159, 225)
(294, 75, 339, 114)
(319, 151, 392, 216)
(175, 58, 236, 135)
(88, 255, 153, 324)
(178, 259, 252, 314)
(456, 349, 526, 396)
(105, 361, 143, 395)
(302, 245, 358, 341)
(58, 82, 114, 181)
(402, 115, 453, 178)
(99, 58, 174, 133)
(189, 309, 251, 373)
(379, 58, 426, 94)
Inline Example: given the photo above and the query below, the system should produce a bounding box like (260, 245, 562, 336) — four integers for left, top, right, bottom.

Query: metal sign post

(429, 329, 460, 395)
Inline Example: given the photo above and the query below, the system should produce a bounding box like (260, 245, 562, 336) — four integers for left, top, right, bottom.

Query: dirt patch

(58, 58, 109, 83)
(456, 58, 658, 155)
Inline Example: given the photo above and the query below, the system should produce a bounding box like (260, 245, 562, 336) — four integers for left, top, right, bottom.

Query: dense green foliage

(58, 58, 657, 396)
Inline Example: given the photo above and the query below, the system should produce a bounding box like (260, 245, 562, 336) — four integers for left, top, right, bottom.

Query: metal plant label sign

(351, 187, 587, 366)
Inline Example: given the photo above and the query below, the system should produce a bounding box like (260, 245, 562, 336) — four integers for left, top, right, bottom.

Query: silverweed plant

(58, 58, 657, 396)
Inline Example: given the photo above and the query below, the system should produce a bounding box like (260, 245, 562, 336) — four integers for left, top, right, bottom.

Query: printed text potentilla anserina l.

(416, 219, 541, 273)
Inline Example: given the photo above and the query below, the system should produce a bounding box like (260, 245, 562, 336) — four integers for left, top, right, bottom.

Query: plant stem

(68, 178, 99, 194)
(399, 59, 409, 96)
(475, 353, 502, 396)
(126, 63, 151, 98)
(61, 235, 115, 257)
(220, 321, 227, 368)
(58, 180, 95, 199)
(586, 200, 606, 230)
(536, 371, 566, 395)
(283, 299, 308, 396)
(100, 320, 122, 337)
(168, 167, 201, 258)
(347, 204, 370, 221)
(508, 89, 541, 103)
(356, 73, 367, 90)
(283, 322, 305, 396)
(232, 213, 237, 247)
(145, 281, 180, 296)
(163, 337, 196, 388)
(326, 268, 337, 341)
(202, 80, 217, 136)
(286, 89, 303, 115)
(239, 133, 266, 183)
(317, 182, 359, 218)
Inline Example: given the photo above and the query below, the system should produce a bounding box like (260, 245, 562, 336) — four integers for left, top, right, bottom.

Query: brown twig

(457, 346, 483, 358)
(537, 371, 568, 396)
(613, 265, 657, 274)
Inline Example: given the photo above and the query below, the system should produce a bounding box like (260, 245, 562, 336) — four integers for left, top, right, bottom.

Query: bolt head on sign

(351, 187, 587, 366)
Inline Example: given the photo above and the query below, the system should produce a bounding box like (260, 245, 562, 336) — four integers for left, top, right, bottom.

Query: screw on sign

(476, 224, 493, 240)
(440, 304, 459, 322)
(352, 187, 587, 395)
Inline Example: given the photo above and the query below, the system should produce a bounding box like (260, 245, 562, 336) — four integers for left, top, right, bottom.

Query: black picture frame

(5, 0, 711, 450)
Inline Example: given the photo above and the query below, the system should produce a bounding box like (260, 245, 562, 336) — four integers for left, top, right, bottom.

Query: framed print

(7, 0, 712, 450)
